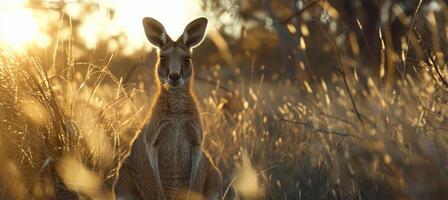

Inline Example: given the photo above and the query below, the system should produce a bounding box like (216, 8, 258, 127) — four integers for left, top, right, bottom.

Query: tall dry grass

(0, 48, 145, 199)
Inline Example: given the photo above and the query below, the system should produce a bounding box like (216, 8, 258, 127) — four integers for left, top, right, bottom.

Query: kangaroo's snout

(167, 72, 182, 86)
(169, 72, 181, 81)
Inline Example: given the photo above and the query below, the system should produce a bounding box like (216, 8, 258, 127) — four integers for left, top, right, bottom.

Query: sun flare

(81, 0, 202, 54)
(113, 0, 193, 40)
(0, 0, 203, 54)
(0, 0, 41, 49)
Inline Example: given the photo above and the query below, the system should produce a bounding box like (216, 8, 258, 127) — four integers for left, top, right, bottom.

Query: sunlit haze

(0, 0, 204, 54)
(0, 0, 49, 49)
(77, 0, 203, 54)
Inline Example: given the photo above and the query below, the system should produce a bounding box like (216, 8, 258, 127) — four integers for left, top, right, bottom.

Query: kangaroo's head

(142, 17, 208, 88)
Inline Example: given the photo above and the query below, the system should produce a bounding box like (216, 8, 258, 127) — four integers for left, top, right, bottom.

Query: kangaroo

(113, 17, 222, 200)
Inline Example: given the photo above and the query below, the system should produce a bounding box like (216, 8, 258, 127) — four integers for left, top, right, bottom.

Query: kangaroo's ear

(142, 17, 171, 48)
(179, 17, 208, 49)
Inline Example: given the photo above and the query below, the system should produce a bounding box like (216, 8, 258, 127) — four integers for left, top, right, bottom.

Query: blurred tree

(200, 0, 447, 88)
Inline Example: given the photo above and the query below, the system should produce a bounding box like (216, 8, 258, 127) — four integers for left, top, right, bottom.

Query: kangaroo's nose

(169, 73, 181, 81)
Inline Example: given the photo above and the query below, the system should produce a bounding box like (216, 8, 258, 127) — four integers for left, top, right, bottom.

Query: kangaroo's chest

(155, 120, 198, 185)
(158, 122, 191, 161)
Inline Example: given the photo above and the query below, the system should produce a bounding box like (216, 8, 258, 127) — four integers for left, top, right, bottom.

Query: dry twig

(275, 112, 361, 138)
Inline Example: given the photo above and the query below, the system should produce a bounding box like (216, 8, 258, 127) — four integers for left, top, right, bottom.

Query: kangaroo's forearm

(184, 120, 203, 146)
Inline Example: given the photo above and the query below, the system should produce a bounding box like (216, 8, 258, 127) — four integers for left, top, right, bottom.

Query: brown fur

(113, 17, 222, 200)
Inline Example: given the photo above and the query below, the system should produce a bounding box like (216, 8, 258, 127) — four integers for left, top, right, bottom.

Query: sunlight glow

(78, 0, 202, 54)
(0, 0, 39, 49)
(0, 0, 204, 54)
(113, 0, 190, 41)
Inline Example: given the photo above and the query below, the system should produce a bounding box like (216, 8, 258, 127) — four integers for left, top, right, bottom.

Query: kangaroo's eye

(185, 57, 191, 63)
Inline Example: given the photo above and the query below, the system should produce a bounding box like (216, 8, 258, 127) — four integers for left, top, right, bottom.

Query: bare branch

(414, 30, 448, 90)
(279, 0, 322, 24)
(275, 113, 361, 138)
(314, 15, 368, 135)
